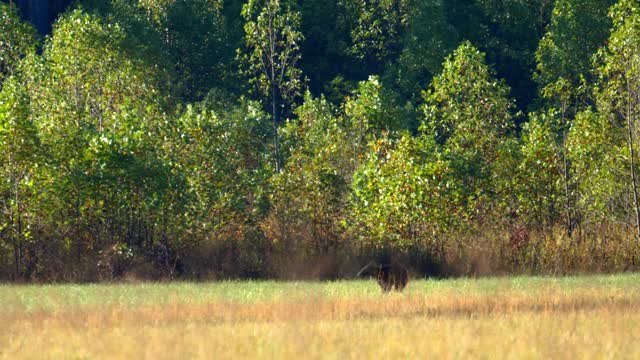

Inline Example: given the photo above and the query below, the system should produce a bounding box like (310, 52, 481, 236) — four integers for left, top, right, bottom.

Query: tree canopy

(3, 0, 640, 281)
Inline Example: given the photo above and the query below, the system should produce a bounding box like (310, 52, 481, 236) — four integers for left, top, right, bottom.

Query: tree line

(2, 0, 640, 281)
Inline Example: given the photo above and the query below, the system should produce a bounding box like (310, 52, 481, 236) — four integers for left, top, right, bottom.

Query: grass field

(3, 275, 640, 359)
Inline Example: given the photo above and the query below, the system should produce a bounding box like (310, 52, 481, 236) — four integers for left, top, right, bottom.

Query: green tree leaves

(422, 42, 514, 146)
(535, 0, 614, 94)
(0, 77, 40, 280)
(350, 133, 457, 251)
(240, 0, 304, 173)
(6, 0, 640, 280)
(0, 2, 39, 88)
(421, 42, 516, 217)
(591, 0, 640, 238)
(240, 0, 304, 106)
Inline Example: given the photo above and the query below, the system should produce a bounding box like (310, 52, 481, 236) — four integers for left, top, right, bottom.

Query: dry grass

(2, 275, 640, 359)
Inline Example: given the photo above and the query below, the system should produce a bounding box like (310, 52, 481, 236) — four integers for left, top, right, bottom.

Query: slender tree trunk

(271, 81, 281, 173)
(13, 235, 20, 280)
(17, 201, 25, 280)
(13, 172, 22, 280)
(626, 78, 640, 241)
(560, 100, 572, 237)
(628, 122, 640, 240)
(562, 132, 572, 235)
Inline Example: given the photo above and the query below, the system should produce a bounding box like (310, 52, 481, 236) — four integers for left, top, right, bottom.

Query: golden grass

(2, 276, 640, 359)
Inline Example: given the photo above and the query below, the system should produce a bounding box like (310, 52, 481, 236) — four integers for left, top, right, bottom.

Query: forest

(1, 0, 640, 282)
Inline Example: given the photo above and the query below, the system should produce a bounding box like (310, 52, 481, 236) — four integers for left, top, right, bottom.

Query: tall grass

(435, 224, 640, 277)
(3, 275, 640, 358)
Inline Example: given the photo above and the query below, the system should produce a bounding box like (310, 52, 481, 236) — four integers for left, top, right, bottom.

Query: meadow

(3, 275, 640, 359)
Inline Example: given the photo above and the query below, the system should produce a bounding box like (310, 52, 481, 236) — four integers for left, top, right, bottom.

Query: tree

(0, 78, 40, 279)
(139, 0, 233, 101)
(160, 100, 273, 278)
(83, 0, 235, 102)
(0, 2, 39, 89)
(240, 0, 304, 173)
(422, 42, 517, 217)
(390, 0, 458, 103)
(533, 0, 615, 235)
(264, 78, 387, 275)
(17, 9, 171, 279)
(343, 76, 394, 135)
(348, 0, 407, 75)
(517, 111, 563, 227)
(535, 0, 614, 96)
(350, 133, 458, 252)
(449, 0, 554, 112)
(539, 80, 578, 234)
(423, 42, 514, 144)
(297, 0, 353, 101)
(593, 0, 640, 240)
(567, 110, 626, 226)
(266, 94, 349, 273)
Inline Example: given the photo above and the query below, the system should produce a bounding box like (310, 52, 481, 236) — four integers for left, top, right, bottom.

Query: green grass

(3, 273, 639, 311)
(3, 274, 640, 359)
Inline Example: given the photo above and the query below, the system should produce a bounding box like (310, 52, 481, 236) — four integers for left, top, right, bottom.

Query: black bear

(357, 261, 409, 292)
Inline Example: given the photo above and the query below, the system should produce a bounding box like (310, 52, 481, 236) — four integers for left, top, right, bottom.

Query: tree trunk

(627, 121, 640, 240)
(560, 101, 572, 237)
(12, 173, 22, 280)
(562, 134, 571, 235)
(271, 81, 281, 173)
(13, 238, 20, 280)
(626, 78, 640, 241)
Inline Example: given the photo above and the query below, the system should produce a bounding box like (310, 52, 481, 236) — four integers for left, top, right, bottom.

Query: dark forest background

(3, 0, 640, 282)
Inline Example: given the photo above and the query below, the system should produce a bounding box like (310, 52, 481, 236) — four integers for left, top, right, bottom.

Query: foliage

(568, 109, 626, 224)
(240, 0, 304, 108)
(535, 0, 614, 97)
(343, 75, 398, 133)
(239, 0, 304, 173)
(449, 0, 554, 112)
(516, 111, 563, 226)
(532, 0, 615, 234)
(82, 0, 236, 102)
(350, 133, 459, 252)
(160, 100, 273, 278)
(421, 42, 517, 218)
(348, 0, 407, 72)
(139, 0, 233, 101)
(586, 0, 640, 234)
(0, 2, 39, 88)
(266, 95, 349, 274)
(4, 0, 640, 281)
(0, 78, 41, 280)
(389, 0, 457, 103)
(5, 9, 171, 280)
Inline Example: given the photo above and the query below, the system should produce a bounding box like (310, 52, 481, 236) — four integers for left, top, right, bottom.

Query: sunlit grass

(2, 274, 640, 359)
